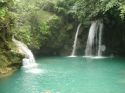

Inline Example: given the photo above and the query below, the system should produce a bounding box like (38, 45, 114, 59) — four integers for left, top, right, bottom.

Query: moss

(0, 39, 23, 75)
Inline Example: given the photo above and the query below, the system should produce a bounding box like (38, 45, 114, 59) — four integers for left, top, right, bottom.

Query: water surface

(0, 57, 125, 93)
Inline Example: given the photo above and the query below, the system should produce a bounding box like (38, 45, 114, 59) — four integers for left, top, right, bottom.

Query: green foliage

(119, 3, 125, 19)
(11, 0, 59, 49)
(0, 0, 23, 70)
(8, 0, 78, 55)
(8, 0, 125, 55)
(42, 0, 56, 12)
(44, 15, 72, 51)
(54, 0, 125, 21)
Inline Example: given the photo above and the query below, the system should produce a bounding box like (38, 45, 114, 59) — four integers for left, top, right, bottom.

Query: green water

(0, 57, 125, 93)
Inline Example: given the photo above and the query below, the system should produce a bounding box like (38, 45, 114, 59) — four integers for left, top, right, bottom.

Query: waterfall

(85, 20, 104, 56)
(97, 22, 103, 56)
(12, 37, 37, 68)
(71, 23, 81, 56)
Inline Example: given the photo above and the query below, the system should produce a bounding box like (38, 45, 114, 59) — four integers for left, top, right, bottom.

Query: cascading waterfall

(85, 20, 104, 56)
(71, 23, 81, 56)
(12, 37, 37, 68)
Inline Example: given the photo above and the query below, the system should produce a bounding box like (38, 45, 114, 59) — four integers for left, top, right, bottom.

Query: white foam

(67, 55, 77, 57)
(24, 68, 44, 74)
(83, 56, 108, 59)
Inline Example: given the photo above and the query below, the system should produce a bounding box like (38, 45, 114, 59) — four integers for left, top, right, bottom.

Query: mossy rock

(0, 40, 24, 74)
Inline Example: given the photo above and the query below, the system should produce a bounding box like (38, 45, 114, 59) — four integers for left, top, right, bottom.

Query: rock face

(101, 17, 125, 56)
(0, 39, 23, 74)
(0, 25, 23, 75)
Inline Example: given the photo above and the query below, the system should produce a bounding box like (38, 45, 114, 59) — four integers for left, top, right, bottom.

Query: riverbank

(0, 67, 16, 78)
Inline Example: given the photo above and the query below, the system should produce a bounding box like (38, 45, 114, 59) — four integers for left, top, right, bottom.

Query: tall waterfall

(97, 22, 103, 56)
(85, 20, 104, 56)
(71, 24, 81, 56)
(12, 37, 37, 68)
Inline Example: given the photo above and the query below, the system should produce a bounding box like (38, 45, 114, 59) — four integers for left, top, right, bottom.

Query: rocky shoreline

(0, 67, 16, 78)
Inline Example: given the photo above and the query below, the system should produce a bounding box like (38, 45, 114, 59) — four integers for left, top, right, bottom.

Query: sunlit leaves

(0, 8, 6, 17)
(119, 4, 125, 19)
(103, 0, 119, 12)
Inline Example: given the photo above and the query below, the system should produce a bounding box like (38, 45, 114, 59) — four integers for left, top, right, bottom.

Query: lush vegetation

(11, 0, 77, 55)
(0, 0, 23, 74)
(10, 0, 125, 55)
(53, 0, 125, 55)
